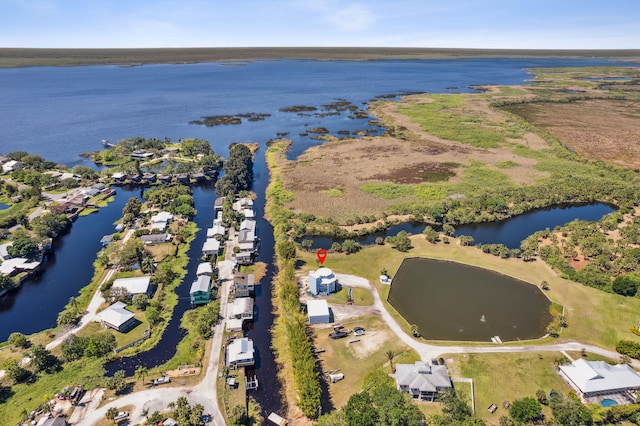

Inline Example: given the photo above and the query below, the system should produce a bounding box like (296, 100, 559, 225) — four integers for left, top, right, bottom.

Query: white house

(0, 258, 41, 277)
(308, 268, 337, 295)
(2, 160, 24, 174)
(396, 361, 452, 401)
(112, 276, 152, 297)
(196, 262, 213, 277)
(98, 301, 136, 332)
(202, 238, 221, 257)
(226, 337, 255, 368)
(231, 297, 254, 321)
(559, 359, 640, 400)
(307, 299, 330, 325)
(207, 224, 226, 239)
(150, 211, 173, 232)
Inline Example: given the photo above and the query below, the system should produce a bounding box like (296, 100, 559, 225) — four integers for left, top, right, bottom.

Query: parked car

(354, 327, 365, 336)
(329, 331, 349, 339)
(114, 411, 129, 421)
(153, 376, 171, 385)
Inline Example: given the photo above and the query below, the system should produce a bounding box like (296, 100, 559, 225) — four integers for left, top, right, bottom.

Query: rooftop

(559, 359, 640, 394)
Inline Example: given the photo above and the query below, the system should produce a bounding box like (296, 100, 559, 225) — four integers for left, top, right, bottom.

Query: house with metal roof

(189, 275, 211, 305)
(150, 211, 173, 232)
(231, 297, 254, 321)
(233, 273, 255, 297)
(395, 361, 452, 401)
(140, 233, 173, 245)
(196, 262, 213, 277)
(112, 276, 152, 297)
(226, 337, 255, 368)
(98, 301, 136, 332)
(202, 238, 221, 257)
(559, 359, 640, 400)
(307, 299, 330, 325)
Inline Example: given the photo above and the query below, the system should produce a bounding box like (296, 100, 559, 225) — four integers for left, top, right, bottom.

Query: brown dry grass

(504, 99, 640, 169)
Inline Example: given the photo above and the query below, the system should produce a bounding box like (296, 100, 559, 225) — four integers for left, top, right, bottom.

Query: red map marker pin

(316, 249, 328, 265)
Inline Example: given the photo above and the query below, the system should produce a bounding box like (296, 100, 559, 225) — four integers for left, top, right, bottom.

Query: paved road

(335, 273, 640, 369)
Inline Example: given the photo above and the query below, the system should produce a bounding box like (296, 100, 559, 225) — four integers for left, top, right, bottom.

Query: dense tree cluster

(31, 212, 70, 238)
(215, 143, 253, 196)
(144, 184, 196, 219)
(60, 332, 116, 361)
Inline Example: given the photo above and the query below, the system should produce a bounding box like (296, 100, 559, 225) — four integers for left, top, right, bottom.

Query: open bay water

(0, 57, 628, 416)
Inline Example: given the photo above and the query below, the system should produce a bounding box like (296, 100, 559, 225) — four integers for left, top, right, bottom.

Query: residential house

(0, 258, 41, 277)
(236, 219, 257, 265)
(308, 267, 337, 295)
(189, 275, 211, 305)
(196, 262, 213, 277)
(67, 194, 89, 207)
(226, 337, 255, 368)
(559, 359, 640, 400)
(100, 235, 113, 246)
(396, 361, 452, 401)
(2, 160, 24, 174)
(233, 197, 253, 211)
(111, 172, 126, 182)
(207, 224, 226, 239)
(150, 211, 173, 232)
(230, 297, 254, 321)
(41, 418, 70, 426)
(130, 149, 154, 161)
(158, 174, 172, 184)
(140, 233, 173, 245)
(242, 208, 255, 219)
(307, 299, 330, 325)
(175, 173, 189, 183)
(142, 173, 157, 183)
(202, 238, 221, 257)
(233, 273, 255, 297)
(98, 301, 136, 332)
(214, 197, 225, 214)
(112, 276, 152, 297)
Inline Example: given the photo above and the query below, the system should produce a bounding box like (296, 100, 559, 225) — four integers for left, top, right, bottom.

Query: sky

(1, 0, 639, 49)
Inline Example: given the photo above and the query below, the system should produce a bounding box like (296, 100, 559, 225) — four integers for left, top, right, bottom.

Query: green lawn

(447, 352, 573, 422)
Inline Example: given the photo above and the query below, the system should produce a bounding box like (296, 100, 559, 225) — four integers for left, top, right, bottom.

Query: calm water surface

(388, 257, 552, 341)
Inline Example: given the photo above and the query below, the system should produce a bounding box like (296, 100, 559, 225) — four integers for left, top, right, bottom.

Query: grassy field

(446, 352, 574, 424)
(1, 47, 638, 68)
(312, 315, 420, 409)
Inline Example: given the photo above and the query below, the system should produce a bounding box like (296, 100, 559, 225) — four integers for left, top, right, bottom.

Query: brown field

(504, 99, 640, 169)
(1, 47, 639, 68)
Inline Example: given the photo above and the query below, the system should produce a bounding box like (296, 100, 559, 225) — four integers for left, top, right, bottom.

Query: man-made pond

(305, 203, 615, 250)
(387, 257, 552, 342)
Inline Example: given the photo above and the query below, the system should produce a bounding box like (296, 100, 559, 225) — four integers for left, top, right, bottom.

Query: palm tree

(386, 350, 395, 373)
(141, 256, 155, 275)
(68, 296, 78, 313)
(135, 365, 148, 385)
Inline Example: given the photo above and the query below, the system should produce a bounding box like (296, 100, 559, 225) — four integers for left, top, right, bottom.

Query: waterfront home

(213, 197, 225, 214)
(175, 173, 189, 184)
(308, 267, 337, 295)
(226, 318, 244, 332)
(189, 275, 212, 305)
(395, 361, 452, 401)
(230, 297, 254, 321)
(112, 276, 152, 298)
(127, 174, 142, 183)
(559, 359, 640, 402)
(192, 172, 205, 182)
(98, 301, 136, 332)
(242, 208, 255, 219)
(207, 224, 226, 239)
(80, 186, 101, 197)
(111, 172, 126, 182)
(140, 233, 173, 245)
(307, 299, 330, 325)
(226, 337, 255, 368)
(2, 160, 24, 174)
(0, 257, 41, 277)
(142, 173, 157, 183)
(100, 235, 113, 246)
(233, 273, 255, 297)
(158, 174, 172, 184)
(196, 262, 213, 277)
(233, 197, 253, 211)
(130, 149, 154, 161)
(67, 194, 89, 207)
(150, 211, 173, 232)
(202, 238, 221, 257)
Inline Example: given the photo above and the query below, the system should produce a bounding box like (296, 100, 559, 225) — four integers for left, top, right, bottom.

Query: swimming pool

(601, 398, 618, 407)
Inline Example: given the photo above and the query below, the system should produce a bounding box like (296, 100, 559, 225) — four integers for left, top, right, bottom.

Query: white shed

(307, 299, 330, 325)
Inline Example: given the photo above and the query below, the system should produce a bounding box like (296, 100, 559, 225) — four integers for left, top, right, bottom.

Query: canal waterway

(303, 202, 616, 250)
(0, 187, 139, 341)
(387, 257, 552, 342)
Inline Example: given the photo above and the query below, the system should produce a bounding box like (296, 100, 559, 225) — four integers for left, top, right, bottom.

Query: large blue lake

(0, 57, 628, 415)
